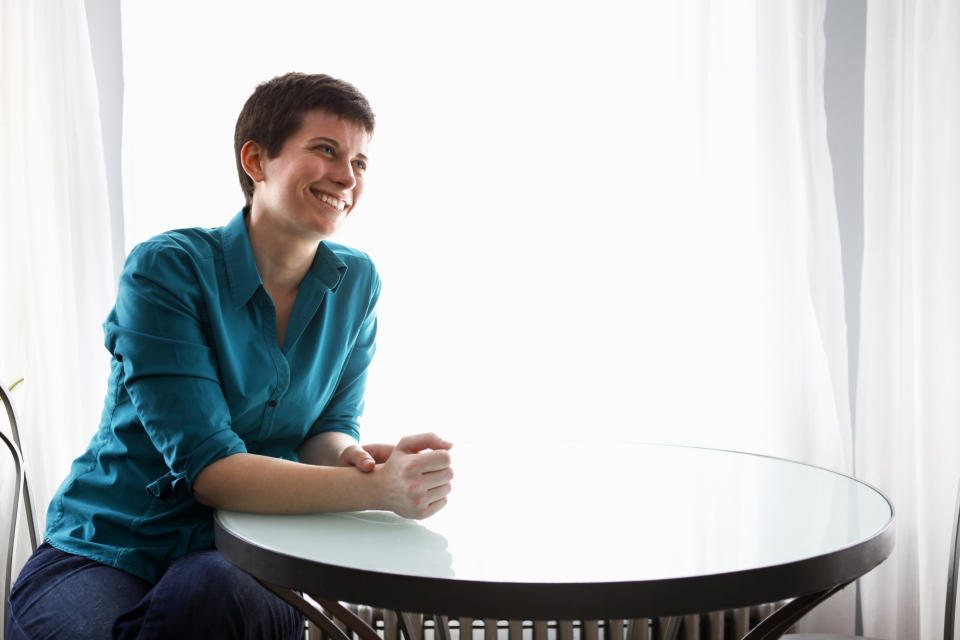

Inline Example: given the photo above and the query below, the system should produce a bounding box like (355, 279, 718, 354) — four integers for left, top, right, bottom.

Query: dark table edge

(214, 508, 895, 620)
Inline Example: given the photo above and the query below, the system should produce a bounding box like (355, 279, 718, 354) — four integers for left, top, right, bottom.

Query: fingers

(407, 485, 451, 520)
(422, 465, 454, 490)
(416, 449, 453, 473)
(388, 447, 451, 483)
(396, 432, 453, 454)
(418, 496, 448, 520)
(340, 444, 376, 472)
(425, 480, 452, 502)
(380, 433, 454, 519)
(362, 443, 394, 463)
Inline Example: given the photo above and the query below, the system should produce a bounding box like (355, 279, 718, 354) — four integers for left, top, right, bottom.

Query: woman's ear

(240, 141, 266, 183)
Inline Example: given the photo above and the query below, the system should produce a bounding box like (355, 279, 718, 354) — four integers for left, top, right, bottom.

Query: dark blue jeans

(5, 542, 303, 640)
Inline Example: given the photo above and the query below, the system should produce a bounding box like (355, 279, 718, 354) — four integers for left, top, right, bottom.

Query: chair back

(946, 477, 960, 640)
(2, 428, 25, 615)
(0, 383, 37, 551)
(1, 382, 39, 632)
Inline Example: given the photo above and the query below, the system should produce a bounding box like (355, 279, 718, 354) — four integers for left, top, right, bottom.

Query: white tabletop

(215, 442, 894, 619)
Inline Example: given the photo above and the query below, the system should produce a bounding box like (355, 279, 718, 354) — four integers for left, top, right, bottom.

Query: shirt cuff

(182, 427, 248, 489)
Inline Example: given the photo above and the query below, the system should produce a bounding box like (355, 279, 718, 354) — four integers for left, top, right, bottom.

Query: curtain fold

(0, 0, 117, 558)
(857, 0, 960, 637)
(751, 1, 854, 631)
(754, 0, 853, 475)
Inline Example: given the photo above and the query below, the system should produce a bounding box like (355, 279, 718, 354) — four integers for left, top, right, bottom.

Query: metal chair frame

(1, 383, 39, 611)
(2, 428, 24, 612)
(0, 384, 37, 553)
(946, 477, 960, 640)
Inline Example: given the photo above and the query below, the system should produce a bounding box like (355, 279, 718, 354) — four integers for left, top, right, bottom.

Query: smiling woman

(4, 72, 454, 640)
(243, 111, 368, 245)
(234, 76, 374, 348)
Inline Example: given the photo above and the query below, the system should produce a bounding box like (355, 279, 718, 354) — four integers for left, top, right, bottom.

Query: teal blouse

(44, 210, 380, 583)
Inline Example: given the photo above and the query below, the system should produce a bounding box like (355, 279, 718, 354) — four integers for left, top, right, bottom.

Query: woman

(6, 72, 453, 639)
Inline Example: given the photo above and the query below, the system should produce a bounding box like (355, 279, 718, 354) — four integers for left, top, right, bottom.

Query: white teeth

(317, 192, 346, 211)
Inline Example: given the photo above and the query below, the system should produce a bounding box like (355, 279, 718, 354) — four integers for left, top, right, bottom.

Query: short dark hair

(234, 73, 376, 206)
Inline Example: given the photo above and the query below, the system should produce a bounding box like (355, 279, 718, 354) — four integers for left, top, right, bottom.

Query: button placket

(257, 288, 290, 437)
(261, 355, 290, 439)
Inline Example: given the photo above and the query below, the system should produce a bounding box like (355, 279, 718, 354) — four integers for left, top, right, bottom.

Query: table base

(257, 578, 450, 640)
(742, 581, 851, 640)
(257, 578, 851, 640)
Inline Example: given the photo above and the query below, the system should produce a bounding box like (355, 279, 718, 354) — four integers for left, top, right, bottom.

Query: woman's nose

(330, 159, 357, 189)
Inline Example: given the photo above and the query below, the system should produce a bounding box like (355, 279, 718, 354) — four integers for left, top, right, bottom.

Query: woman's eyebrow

(307, 136, 340, 147)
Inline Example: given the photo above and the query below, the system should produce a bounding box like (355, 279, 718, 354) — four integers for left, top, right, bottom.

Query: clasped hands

(337, 433, 453, 520)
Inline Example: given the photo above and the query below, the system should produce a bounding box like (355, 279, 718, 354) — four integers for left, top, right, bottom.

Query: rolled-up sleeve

(307, 267, 381, 441)
(105, 241, 246, 489)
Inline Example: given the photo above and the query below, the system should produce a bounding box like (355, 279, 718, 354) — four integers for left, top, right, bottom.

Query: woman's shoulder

(323, 241, 374, 266)
(321, 242, 381, 303)
(129, 226, 221, 262)
(119, 226, 225, 295)
(324, 242, 380, 281)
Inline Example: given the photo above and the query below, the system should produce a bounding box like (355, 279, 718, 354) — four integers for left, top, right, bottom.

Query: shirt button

(267, 400, 277, 407)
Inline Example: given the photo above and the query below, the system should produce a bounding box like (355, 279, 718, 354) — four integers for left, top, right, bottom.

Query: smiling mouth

(313, 190, 349, 211)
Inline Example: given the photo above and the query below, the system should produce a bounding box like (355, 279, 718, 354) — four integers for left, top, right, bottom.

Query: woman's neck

(245, 208, 319, 293)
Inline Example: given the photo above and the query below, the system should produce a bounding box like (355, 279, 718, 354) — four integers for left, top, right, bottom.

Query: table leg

(395, 609, 419, 640)
(315, 598, 384, 640)
(256, 579, 353, 640)
(255, 577, 394, 640)
(740, 582, 851, 640)
(434, 615, 453, 640)
(658, 617, 681, 640)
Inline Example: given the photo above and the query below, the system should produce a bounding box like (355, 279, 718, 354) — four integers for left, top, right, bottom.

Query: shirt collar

(304, 240, 348, 293)
(222, 209, 348, 310)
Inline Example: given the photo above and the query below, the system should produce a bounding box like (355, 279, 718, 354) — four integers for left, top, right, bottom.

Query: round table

(215, 442, 894, 639)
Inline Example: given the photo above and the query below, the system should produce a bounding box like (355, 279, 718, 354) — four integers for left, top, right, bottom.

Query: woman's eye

(353, 159, 367, 171)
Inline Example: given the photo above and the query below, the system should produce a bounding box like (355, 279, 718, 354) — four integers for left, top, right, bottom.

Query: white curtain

(857, 1, 960, 638)
(121, 0, 850, 474)
(0, 0, 118, 575)
(0, 0, 856, 633)
(754, 1, 854, 474)
(753, 1, 854, 630)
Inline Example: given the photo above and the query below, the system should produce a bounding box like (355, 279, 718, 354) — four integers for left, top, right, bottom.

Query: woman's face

(250, 109, 369, 241)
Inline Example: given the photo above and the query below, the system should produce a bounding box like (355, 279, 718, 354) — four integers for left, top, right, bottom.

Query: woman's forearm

(297, 431, 357, 466)
(194, 433, 454, 519)
(193, 452, 382, 513)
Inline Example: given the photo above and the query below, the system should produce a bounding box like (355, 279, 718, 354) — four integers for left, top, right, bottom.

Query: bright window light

(122, 1, 828, 457)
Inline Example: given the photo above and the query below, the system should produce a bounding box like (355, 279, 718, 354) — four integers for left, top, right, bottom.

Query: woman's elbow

(192, 454, 243, 508)
(192, 471, 220, 507)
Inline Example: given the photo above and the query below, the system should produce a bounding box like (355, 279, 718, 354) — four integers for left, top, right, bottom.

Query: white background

(122, 1, 776, 449)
